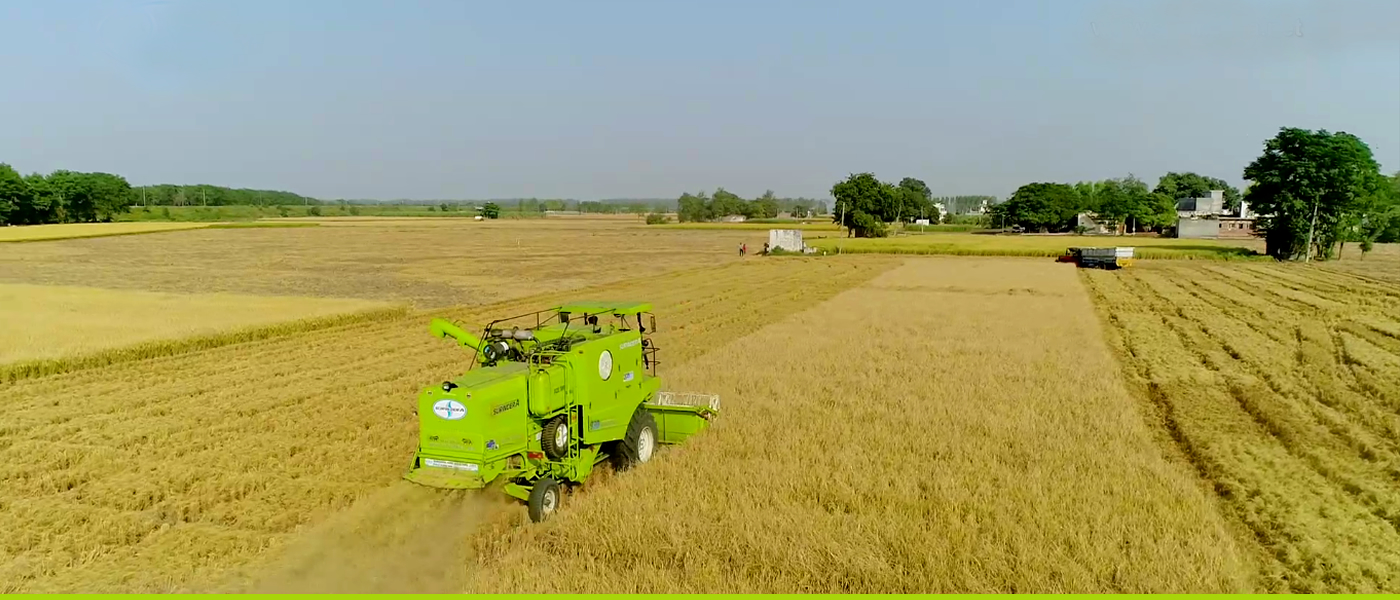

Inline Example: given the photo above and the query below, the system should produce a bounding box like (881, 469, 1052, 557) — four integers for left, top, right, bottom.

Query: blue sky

(1, 0, 1397, 200)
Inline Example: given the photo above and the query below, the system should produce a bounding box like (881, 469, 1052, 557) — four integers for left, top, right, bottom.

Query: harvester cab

(404, 302, 719, 522)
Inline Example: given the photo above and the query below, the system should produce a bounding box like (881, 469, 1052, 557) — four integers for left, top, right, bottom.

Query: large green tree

(1154, 172, 1241, 212)
(747, 190, 779, 219)
(710, 188, 746, 218)
(895, 177, 935, 222)
(676, 191, 709, 222)
(18, 173, 61, 224)
(831, 173, 897, 237)
(0, 163, 24, 225)
(44, 171, 133, 222)
(1356, 171, 1400, 246)
(1096, 175, 1156, 233)
(1243, 127, 1385, 261)
(994, 182, 1081, 232)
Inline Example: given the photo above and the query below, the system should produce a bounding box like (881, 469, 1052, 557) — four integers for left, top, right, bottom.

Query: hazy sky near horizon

(2, 0, 1397, 200)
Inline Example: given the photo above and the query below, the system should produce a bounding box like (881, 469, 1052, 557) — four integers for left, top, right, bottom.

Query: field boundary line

(0, 305, 410, 384)
(808, 244, 1266, 260)
(0, 224, 213, 243)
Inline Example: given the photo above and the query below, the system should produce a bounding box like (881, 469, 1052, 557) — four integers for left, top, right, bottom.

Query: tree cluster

(579, 199, 672, 214)
(0, 165, 135, 225)
(828, 175, 939, 237)
(133, 184, 317, 207)
(987, 175, 1180, 233)
(676, 189, 825, 223)
(1243, 128, 1396, 260)
(1153, 172, 1241, 212)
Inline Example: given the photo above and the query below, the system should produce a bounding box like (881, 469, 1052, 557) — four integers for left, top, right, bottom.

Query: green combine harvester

(404, 302, 720, 522)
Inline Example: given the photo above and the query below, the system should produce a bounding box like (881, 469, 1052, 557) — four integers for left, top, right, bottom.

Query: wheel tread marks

(610, 409, 658, 472)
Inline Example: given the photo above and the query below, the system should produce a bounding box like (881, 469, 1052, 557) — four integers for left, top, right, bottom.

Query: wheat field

(0, 218, 767, 308)
(0, 283, 391, 365)
(0, 257, 891, 592)
(7, 214, 1400, 593)
(1085, 261, 1400, 592)
(0, 222, 210, 242)
(450, 258, 1253, 593)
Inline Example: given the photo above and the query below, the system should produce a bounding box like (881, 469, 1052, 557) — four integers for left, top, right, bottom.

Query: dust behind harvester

(404, 302, 719, 522)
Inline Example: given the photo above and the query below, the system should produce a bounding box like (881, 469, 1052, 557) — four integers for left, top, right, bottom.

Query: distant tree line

(0, 165, 136, 225)
(988, 175, 1179, 234)
(982, 127, 1400, 261)
(133, 184, 319, 207)
(0, 164, 325, 226)
(675, 189, 828, 223)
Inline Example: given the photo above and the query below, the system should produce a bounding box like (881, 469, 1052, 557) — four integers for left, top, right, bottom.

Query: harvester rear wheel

(609, 409, 657, 472)
(528, 477, 561, 523)
(542, 415, 570, 460)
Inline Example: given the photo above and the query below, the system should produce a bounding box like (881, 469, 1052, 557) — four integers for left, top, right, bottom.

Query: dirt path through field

(222, 483, 506, 593)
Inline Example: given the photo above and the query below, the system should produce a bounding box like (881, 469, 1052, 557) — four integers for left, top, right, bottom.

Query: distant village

(1075, 189, 1252, 239)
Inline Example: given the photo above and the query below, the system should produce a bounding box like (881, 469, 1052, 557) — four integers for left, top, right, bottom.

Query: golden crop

(6, 214, 1398, 593)
(1085, 260, 1400, 592)
(0, 218, 769, 308)
(0, 222, 210, 242)
(0, 256, 893, 592)
(453, 258, 1251, 593)
(0, 283, 392, 365)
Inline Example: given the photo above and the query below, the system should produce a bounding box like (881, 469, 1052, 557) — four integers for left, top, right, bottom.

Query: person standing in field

(739, 243, 746, 257)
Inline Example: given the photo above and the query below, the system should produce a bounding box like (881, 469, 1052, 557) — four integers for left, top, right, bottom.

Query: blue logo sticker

(623, 371, 635, 382)
(590, 420, 601, 431)
(486, 440, 498, 450)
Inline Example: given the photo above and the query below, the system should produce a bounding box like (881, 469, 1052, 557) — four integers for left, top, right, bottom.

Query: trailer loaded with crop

(1057, 246, 1134, 269)
(404, 302, 719, 522)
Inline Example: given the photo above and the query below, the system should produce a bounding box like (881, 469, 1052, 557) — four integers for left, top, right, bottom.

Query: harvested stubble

(1320, 241, 1400, 286)
(0, 283, 393, 366)
(0, 257, 893, 592)
(0, 218, 769, 308)
(457, 258, 1252, 593)
(1084, 261, 1400, 592)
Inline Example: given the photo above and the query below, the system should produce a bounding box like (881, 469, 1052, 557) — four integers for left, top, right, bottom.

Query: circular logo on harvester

(432, 399, 467, 420)
(598, 350, 613, 380)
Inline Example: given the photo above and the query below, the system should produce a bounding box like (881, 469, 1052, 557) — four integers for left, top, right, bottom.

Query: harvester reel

(542, 415, 570, 460)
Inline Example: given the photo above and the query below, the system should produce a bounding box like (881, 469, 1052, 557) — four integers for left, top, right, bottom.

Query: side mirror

(649, 315, 656, 332)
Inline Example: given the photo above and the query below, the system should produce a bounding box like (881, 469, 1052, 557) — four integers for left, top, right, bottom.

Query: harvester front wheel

(528, 477, 561, 523)
(609, 409, 657, 472)
(542, 415, 570, 460)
